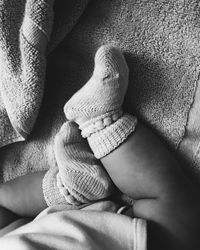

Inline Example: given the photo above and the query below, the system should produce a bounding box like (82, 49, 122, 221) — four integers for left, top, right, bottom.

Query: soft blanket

(0, 0, 89, 181)
(0, 0, 54, 146)
(0, 202, 147, 250)
(0, 0, 89, 149)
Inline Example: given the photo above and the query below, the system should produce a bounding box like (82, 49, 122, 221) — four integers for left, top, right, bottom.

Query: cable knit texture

(88, 114, 137, 158)
(64, 45, 137, 158)
(51, 121, 114, 205)
(42, 162, 66, 207)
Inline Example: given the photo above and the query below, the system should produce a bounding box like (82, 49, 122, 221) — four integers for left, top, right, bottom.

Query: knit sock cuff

(80, 109, 123, 138)
(87, 114, 137, 159)
(42, 167, 66, 207)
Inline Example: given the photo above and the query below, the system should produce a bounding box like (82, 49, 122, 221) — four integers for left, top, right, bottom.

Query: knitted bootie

(64, 45, 137, 158)
(54, 121, 114, 205)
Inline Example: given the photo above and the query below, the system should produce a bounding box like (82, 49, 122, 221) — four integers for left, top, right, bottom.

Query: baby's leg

(0, 171, 47, 227)
(0, 121, 114, 231)
(64, 44, 200, 249)
(101, 122, 185, 200)
(101, 123, 200, 249)
(64, 44, 183, 200)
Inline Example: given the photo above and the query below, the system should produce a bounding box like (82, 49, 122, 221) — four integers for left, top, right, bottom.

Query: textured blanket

(0, 204, 147, 250)
(0, 0, 89, 148)
(1, 0, 200, 187)
(0, 0, 53, 146)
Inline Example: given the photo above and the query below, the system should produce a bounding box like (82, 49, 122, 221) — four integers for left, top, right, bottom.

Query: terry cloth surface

(0, 0, 54, 146)
(1, 0, 200, 189)
(0, 0, 89, 148)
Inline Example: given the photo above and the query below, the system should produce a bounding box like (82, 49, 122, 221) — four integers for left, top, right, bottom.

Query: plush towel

(1, 0, 200, 187)
(0, 0, 54, 147)
(0, 0, 89, 148)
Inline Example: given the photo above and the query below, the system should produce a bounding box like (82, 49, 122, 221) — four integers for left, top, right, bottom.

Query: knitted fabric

(64, 45, 137, 158)
(64, 45, 129, 124)
(88, 114, 137, 159)
(53, 121, 114, 204)
(42, 163, 66, 207)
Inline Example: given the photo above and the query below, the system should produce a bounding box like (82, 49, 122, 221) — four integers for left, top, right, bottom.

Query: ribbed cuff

(132, 218, 147, 250)
(88, 114, 137, 159)
(42, 166, 66, 207)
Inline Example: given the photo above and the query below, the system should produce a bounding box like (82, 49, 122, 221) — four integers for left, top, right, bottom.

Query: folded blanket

(0, 0, 54, 146)
(0, 0, 89, 148)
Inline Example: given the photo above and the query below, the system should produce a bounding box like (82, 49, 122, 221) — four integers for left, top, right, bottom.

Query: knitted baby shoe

(64, 45, 137, 158)
(54, 121, 114, 204)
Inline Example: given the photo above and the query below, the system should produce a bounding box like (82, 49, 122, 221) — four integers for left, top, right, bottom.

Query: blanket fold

(0, 205, 147, 250)
(0, 0, 54, 147)
(0, 0, 90, 148)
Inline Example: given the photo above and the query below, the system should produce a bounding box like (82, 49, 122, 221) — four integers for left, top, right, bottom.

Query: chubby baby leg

(101, 122, 200, 249)
(0, 171, 47, 218)
(101, 122, 185, 200)
(64, 44, 200, 249)
(64, 44, 184, 200)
